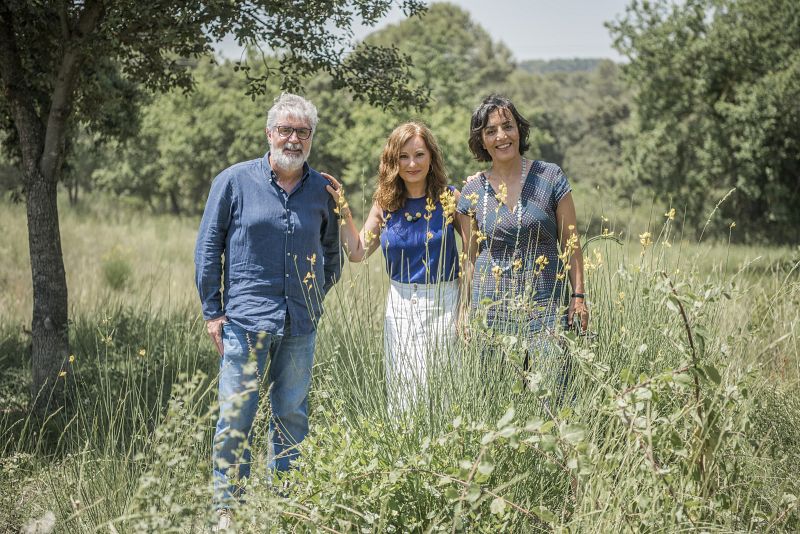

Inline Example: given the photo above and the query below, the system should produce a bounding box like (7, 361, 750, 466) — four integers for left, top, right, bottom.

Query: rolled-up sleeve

(321, 195, 341, 295)
(195, 174, 233, 320)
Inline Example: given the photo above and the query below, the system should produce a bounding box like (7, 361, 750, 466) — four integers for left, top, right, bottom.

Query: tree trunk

(26, 167, 70, 411)
(169, 189, 182, 215)
(66, 176, 78, 205)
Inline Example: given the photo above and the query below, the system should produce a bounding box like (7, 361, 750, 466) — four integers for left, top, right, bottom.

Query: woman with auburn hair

(325, 121, 472, 413)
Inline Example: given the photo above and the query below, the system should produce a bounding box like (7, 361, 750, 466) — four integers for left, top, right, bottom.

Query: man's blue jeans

(212, 319, 316, 507)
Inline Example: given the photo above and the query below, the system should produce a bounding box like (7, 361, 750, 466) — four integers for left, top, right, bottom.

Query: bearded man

(194, 93, 341, 519)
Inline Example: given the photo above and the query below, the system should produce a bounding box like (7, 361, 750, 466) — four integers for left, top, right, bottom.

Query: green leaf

(674, 373, 693, 386)
(444, 487, 459, 500)
(497, 405, 516, 428)
(540, 434, 558, 452)
(524, 418, 544, 432)
(567, 457, 578, 470)
(703, 364, 721, 385)
(478, 460, 494, 476)
(666, 295, 680, 314)
(561, 423, 586, 444)
(531, 505, 557, 523)
(466, 483, 482, 503)
(490, 497, 506, 515)
(620, 367, 634, 384)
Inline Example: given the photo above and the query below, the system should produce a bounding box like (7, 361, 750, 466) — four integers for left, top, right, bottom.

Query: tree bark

(27, 166, 70, 409)
(0, 2, 103, 412)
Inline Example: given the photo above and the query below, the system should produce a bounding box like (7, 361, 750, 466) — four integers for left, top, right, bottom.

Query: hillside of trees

(1, 4, 628, 216)
(3, 0, 797, 243)
(519, 58, 606, 74)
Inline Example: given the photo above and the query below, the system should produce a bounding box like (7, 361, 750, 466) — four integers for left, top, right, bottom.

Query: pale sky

(217, 1, 632, 62)
(355, 0, 631, 61)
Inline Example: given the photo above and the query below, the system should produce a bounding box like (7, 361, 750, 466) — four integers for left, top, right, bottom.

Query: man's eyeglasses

(274, 125, 312, 140)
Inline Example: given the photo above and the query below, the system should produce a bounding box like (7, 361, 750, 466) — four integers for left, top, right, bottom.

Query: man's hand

(322, 172, 351, 219)
(206, 316, 228, 356)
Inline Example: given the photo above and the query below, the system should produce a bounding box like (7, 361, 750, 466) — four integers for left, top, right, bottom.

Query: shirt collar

(263, 152, 310, 184)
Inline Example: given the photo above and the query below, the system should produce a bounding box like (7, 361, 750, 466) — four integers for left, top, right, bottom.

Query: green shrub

(101, 248, 133, 291)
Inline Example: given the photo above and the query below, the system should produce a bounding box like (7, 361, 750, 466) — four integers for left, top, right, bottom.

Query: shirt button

(287, 253, 290, 256)
(285, 274, 289, 278)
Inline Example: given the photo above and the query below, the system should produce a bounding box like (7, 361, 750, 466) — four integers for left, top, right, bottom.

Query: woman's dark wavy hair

(468, 94, 531, 162)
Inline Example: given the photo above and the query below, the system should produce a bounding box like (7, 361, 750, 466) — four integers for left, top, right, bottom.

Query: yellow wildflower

(665, 208, 676, 221)
(593, 249, 603, 267)
(364, 230, 377, 247)
(474, 229, 487, 245)
(639, 231, 652, 248)
(303, 271, 315, 290)
(425, 196, 436, 213)
(138, 349, 146, 357)
(333, 186, 350, 217)
(68, 354, 75, 364)
(512, 258, 523, 272)
(558, 232, 578, 262)
(426, 231, 434, 241)
(495, 182, 508, 206)
(440, 189, 456, 225)
(534, 255, 549, 274)
(58, 371, 67, 378)
(307, 253, 317, 267)
(729, 221, 736, 229)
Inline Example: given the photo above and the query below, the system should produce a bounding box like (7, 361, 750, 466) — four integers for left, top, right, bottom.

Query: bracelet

(571, 293, 585, 299)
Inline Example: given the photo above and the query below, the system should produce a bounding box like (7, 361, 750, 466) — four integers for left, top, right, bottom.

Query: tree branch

(40, 0, 104, 181)
(59, 0, 70, 41)
(0, 3, 44, 174)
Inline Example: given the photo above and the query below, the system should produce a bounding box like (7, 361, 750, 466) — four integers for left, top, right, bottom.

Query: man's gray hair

(266, 93, 318, 132)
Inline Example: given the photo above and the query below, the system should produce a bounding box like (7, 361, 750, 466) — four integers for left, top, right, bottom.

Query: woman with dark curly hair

(325, 121, 472, 413)
(457, 95, 589, 403)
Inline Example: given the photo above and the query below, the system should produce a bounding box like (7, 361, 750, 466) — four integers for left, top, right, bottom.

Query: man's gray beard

(271, 144, 306, 172)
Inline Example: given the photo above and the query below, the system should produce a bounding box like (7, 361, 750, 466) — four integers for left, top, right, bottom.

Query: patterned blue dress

(456, 160, 572, 340)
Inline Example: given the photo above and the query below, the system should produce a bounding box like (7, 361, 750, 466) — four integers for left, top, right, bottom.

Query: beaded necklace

(403, 208, 424, 222)
(482, 157, 527, 273)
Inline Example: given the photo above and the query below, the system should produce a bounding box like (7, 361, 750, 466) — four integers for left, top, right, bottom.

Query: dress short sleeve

(456, 178, 481, 215)
(552, 166, 572, 209)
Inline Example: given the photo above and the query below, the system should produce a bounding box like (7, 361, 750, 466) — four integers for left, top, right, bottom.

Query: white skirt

(384, 279, 459, 414)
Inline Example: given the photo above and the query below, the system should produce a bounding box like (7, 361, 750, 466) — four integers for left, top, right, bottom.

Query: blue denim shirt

(195, 153, 341, 336)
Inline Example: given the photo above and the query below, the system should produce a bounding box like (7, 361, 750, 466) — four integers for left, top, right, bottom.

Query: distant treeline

(518, 58, 605, 74)
(2, 0, 797, 243)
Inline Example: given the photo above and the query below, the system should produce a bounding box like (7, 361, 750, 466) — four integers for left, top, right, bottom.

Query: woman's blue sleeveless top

(380, 187, 460, 284)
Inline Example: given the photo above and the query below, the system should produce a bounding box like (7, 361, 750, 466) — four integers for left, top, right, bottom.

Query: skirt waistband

(389, 279, 459, 291)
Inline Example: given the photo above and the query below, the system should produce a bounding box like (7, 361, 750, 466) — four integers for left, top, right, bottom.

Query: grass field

(1, 192, 798, 532)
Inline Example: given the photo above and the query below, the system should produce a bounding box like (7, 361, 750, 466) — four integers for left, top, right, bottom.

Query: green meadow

(1, 192, 798, 532)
